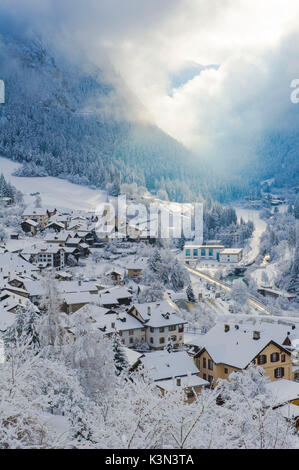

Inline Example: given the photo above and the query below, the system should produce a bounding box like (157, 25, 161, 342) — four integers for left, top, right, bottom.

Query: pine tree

(3, 305, 40, 358)
(177, 234, 186, 251)
(112, 332, 129, 376)
(186, 284, 196, 303)
(23, 307, 40, 353)
(165, 336, 173, 353)
(149, 249, 162, 273)
(170, 260, 186, 292)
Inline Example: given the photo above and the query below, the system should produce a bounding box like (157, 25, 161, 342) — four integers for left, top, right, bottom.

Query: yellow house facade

(195, 341, 293, 387)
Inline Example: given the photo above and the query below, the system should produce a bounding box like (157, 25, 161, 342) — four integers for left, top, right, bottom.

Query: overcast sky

(1, 0, 299, 165)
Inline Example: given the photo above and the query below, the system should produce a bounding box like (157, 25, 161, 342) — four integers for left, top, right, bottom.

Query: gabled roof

(44, 231, 70, 242)
(22, 218, 38, 227)
(23, 207, 48, 217)
(267, 380, 299, 406)
(195, 322, 292, 369)
(129, 300, 187, 328)
(140, 350, 199, 381)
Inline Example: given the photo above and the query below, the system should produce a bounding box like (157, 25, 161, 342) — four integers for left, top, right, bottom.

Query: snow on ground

(0, 156, 107, 211)
(235, 207, 267, 265)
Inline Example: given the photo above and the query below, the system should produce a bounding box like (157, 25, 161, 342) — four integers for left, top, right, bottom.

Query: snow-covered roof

(277, 403, 299, 420)
(44, 232, 70, 242)
(0, 306, 17, 331)
(184, 244, 224, 249)
(57, 281, 98, 294)
(0, 253, 38, 272)
(78, 243, 89, 249)
(23, 280, 45, 297)
(157, 375, 209, 392)
(140, 350, 199, 381)
(266, 380, 299, 406)
(196, 322, 293, 369)
(45, 221, 65, 229)
(74, 305, 144, 333)
(56, 271, 72, 279)
(126, 258, 147, 270)
(129, 300, 187, 328)
(22, 218, 38, 227)
(123, 347, 144, 367)
(220, 248, 243, 254)
(23, 242, 64, 255)
(63, 292, 98, 305)
(23, 207, 48, 217)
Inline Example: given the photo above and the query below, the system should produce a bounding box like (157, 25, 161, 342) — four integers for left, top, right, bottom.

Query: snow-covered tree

(34, 195, 42, 208)
(216, 366, 296, 449)
(230, 279, 248, 311)
(165, 336, 173, 354)
(112, 332, 129, 376)
(186, 284, 196, 303)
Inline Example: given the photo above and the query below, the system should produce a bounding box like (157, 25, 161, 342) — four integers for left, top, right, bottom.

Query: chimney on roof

(224, 324, 230, 333)
(176, 377, 181, 387)
(253, 331, 260, 340)
(147, 306, 151, 315)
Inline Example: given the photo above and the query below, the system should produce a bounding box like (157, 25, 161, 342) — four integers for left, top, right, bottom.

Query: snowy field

(0, 156, 107, 211)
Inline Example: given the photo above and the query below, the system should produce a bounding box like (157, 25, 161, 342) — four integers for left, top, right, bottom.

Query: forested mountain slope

(0, 29, 262, 203)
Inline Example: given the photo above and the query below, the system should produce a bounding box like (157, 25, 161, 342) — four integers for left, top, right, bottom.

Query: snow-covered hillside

(0, 156, 107, 211)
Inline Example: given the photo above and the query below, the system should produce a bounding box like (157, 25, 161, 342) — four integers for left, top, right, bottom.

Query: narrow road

(234, 207, 267, 265)
(186, 265, 273, 316)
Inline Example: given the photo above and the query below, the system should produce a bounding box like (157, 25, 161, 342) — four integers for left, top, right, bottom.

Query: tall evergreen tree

(186, 284, 196, 303)
(112, 332, 129, 376)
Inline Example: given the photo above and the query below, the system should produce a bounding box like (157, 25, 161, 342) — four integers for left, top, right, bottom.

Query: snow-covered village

(0, 0, 299, 453)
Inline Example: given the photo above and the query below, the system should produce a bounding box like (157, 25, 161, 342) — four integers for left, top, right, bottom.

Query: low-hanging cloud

(1, 0, 299, 173)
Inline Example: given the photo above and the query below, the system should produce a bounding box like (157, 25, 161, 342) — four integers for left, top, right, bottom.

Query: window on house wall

(224, 368, 228, 374)
(159, 337, 165, 344)
(208, 359, 213, 371)
(271, 352, 280, 362)
(208, 375, 213, 385)
(201, 248, 206, 256)
(274, 367, 284, 378)
(209, 248, 213, 257)
(178, 324, 184, 333)
(169, 325, 176, 331)
(119, 331, 122, 336)
(129, 330, 134, 335)
(258, 354, 267, 365)
(203, 358, 207, 369)
(187, 391, 195, 399)
(281, 354, 286, 363)
(203, 373, 207, 380)
(129, 337, 133, 344)
(186, 249, 191, 257)
(150, 327, 154, 333)
(193, 249, 198, 257)
(150, 337, 153, 344)
(122, 339, 125, 344)
(159, 327, 165, 333)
